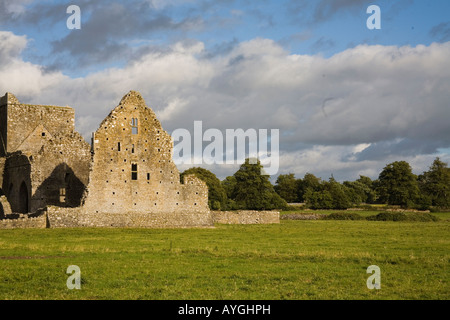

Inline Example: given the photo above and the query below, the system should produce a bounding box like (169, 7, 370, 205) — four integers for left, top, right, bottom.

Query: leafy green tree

(232, 158, 287, 210)
(377, 161, 419, 207)
(297, 173, 322, 202)
(221, 175, 238, 210)
(356, 175, 378, 203)
(221, 176, 237, 199)
(418, 157, 450, 208)
(303, 176, 350, 209)
(371, 179, 382, 203)
(274, 173, 299, 203)
(343, 181, 366, 204)
(325, 177, 351, 209)
(343, 177, 377, 205)
(181, 167, 228, 210)
(304, 189, 333, 209)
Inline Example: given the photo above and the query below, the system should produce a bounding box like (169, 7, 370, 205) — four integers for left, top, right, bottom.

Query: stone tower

(0, 93, 91, 213)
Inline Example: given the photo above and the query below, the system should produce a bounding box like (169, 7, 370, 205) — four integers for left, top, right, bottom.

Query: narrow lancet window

(131, 118, 138, 134)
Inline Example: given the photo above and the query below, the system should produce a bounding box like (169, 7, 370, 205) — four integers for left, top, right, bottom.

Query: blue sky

(1, 0, 450, 181)
(4, 0, 450, 76)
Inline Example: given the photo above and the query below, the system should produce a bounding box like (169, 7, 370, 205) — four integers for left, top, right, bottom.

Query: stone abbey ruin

(0, 91, 278, 228)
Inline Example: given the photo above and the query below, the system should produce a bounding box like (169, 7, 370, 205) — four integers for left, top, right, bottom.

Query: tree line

(181, 157, 450, 211)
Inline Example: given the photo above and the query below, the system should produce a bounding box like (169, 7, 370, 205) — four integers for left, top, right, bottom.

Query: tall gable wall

(82, 91, 209, 216)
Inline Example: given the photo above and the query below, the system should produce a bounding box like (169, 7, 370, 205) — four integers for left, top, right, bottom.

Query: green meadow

(0, 217, 448, 300)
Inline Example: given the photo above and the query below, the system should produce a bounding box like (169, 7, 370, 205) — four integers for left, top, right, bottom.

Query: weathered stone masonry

(82, 91, 209, 216)
(0, 91, 279, 228)
(0, 91, 214, 228)
(0, 93, 91, 215)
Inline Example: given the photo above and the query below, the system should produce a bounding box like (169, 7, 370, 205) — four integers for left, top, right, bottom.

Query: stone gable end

(82, 91, 210, 217)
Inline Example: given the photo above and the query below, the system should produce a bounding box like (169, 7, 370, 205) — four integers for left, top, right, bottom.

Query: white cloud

(0, 31, 67, 99)
(0, 31, 27, 58)
(0, 0, 34, 16)
(158, 98, 189, 121)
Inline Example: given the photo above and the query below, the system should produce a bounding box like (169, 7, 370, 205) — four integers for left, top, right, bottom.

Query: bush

(305, 190, 333, 210)
(429, 206, 449, 213)
(322, 212, 364, 220)
(366, 212, 406, 221)
(413, 194, 432, 211)
(403, 212, 439, 222)
(366, 212, 438, 222)
(210, 200, 221, 211)
(225, 199, 238, 211)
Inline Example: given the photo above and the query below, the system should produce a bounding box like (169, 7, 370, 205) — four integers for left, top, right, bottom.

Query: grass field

(0, 218, 448, 300)
(281, 209, 450, 220)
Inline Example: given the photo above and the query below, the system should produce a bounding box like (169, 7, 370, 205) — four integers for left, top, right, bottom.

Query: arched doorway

(19, 182, 29, 213)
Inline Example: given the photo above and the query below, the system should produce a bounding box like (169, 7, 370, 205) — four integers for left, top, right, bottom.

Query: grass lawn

(0, 219, 448, 300)
(281, 209, 450, 220)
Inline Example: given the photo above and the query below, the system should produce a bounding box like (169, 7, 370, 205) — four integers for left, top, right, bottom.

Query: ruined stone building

(0, 92, 91, 215)
(0, 91, 212, 227)
(82, 91, 208, 216)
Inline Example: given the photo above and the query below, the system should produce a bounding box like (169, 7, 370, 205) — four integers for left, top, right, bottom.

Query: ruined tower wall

(0, 95, 10, 157)
(0, 93, 90, 213)
(82, 91, 209, 216)
(5, 101, 75, 154)
(29, 132, 91, 212)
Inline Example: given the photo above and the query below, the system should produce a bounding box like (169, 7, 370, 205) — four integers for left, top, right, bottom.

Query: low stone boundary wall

(386, 208, 431, 213)
(46, 206, 214, 228)
(0, 208, 281, 229)
(46, 207, 81, 228)
(212, 210, 280, 224)
(0, 214, 47, 229)
(280, 213, 325, 220)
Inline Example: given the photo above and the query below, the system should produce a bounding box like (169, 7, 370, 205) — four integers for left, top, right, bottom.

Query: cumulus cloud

(0, 31, 27, 60)
(1, 31, 449, 180)
(50, 1, 204, 68)
(0, 31, 67, 99)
